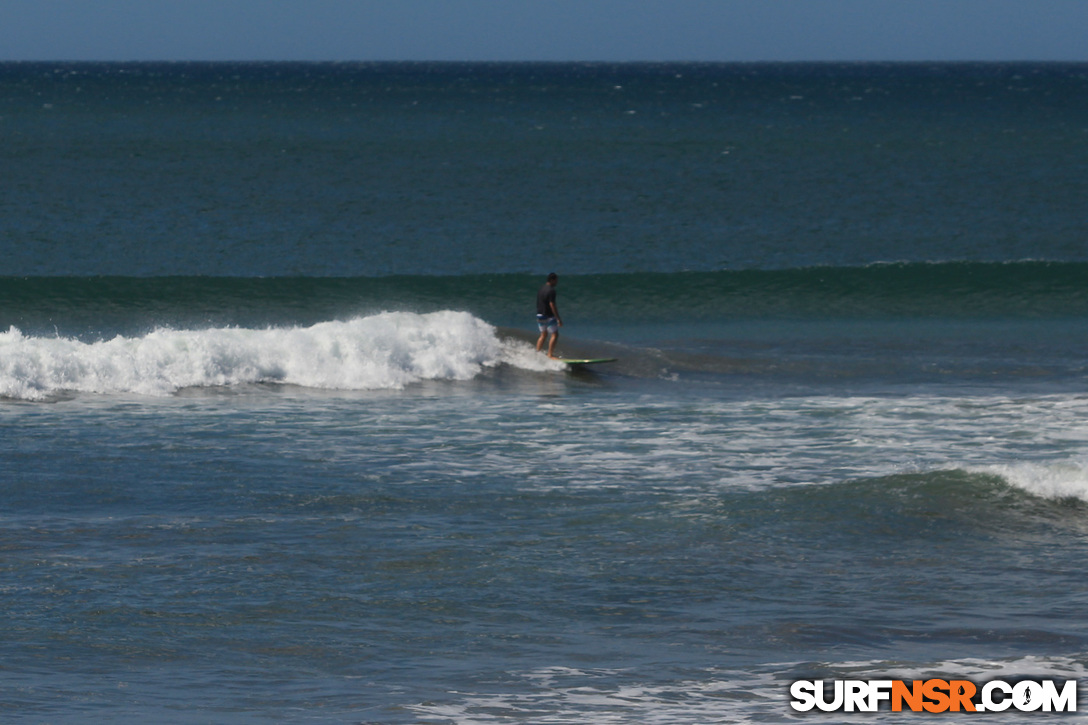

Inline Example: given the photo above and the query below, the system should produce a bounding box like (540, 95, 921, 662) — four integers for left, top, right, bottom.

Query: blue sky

(2, 0, 1085, 62)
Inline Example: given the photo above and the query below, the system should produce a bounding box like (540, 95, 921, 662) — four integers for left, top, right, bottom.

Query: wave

(573, 260, 1088, 321)
(849, 465, 1088, 506)
(770, 466, 1088, 538)
(857, 459, 1088, 506)
(981, 459, 1088, 503)
(3, 262, 1087, 338)
(0, 311, 559, 400)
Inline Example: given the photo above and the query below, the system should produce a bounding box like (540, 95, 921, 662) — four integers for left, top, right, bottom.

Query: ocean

(2, 61, 1088, 723)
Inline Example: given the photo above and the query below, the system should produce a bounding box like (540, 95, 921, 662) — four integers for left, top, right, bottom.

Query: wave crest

(982, 459, 1088, 502)
(0, 311, 548, 400)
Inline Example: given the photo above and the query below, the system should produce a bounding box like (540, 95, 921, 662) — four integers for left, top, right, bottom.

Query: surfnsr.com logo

(790, 679, 1077, 713)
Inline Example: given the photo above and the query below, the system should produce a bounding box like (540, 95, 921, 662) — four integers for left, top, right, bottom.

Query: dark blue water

(4, 62, 1088, 276)
(2, 62, 1088, 723)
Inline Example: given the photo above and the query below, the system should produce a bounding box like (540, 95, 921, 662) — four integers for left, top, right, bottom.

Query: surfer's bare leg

(536, 329, 548, 352)
(548, 331, 558, 358)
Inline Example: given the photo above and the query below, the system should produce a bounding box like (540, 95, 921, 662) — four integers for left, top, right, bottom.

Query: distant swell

(0, 311, 555, 400)
(2, 262, 1086, 338)
(574, 261, 1088, 321)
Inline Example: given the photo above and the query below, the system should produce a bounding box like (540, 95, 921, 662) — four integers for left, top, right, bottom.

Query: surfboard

(559, 357, 617, 366)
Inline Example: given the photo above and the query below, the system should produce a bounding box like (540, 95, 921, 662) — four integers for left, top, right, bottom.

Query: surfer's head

(547, 272, 558, 284)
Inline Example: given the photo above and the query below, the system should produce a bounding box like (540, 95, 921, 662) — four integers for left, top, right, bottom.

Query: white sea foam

(447, 392, 1088, 496)
(409, 657, 1088, 724)
(0, 312, 560, 400)
(981, 458, 1088, 502)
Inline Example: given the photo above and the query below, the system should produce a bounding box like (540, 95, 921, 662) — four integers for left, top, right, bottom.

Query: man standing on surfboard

(536, 272, 563, 358)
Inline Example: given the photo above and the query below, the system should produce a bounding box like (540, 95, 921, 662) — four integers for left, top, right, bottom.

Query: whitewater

(0, 311, 559, 399)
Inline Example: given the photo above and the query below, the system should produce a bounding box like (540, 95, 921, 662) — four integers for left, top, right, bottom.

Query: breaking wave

(0, 310, 558, 400)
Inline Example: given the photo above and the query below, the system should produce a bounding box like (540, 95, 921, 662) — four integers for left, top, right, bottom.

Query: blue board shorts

(536, 315, 558, 334)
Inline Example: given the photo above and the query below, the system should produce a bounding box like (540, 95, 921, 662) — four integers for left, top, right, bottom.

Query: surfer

(535, 272, 563, 358)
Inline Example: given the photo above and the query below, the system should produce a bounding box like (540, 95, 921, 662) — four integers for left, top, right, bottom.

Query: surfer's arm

(550, 301, 562, 325)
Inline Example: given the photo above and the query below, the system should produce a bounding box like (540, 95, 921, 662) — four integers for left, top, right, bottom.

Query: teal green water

(4, 261, 1088, 331)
